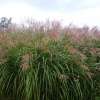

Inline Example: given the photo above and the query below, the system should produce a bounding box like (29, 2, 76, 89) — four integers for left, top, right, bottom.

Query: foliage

(0, 17, 12, 32)
(0, 19, 100, 100)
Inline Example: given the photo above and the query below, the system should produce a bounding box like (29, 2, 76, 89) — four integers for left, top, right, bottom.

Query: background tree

(0, 17, 12, 32)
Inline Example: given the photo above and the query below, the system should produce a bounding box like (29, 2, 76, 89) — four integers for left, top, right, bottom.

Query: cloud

(0, 0, 100, 28)
(20, 0, 100, 12)
(72, 7, 100, 27)
(0, 2, 70, 24)
(0, 0, 80, 12)
(23, 0, 80, 12)
(1, 0, 100, 13)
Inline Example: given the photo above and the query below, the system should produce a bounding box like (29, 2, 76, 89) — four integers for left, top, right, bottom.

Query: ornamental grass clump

(0, 19, 100, 100)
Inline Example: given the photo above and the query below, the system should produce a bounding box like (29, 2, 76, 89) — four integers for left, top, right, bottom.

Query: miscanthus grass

(0, 19, 100, 100)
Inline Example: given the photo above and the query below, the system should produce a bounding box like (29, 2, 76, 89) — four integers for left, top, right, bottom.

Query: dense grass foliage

(0, 20, 100, 100)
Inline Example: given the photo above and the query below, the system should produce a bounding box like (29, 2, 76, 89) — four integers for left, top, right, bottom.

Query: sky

(0, 0, 100, 28)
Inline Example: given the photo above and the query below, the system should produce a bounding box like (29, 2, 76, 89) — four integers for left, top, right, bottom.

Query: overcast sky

(0, 0, 100, 28)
